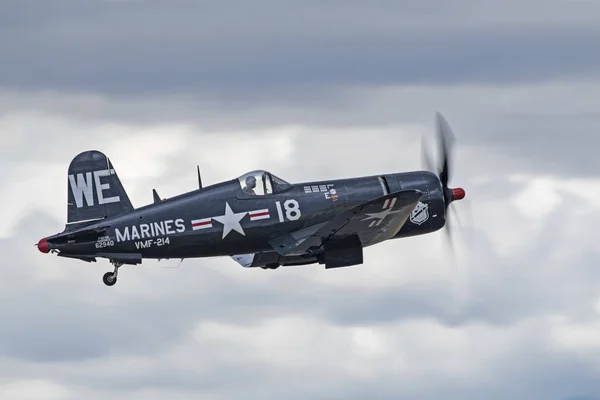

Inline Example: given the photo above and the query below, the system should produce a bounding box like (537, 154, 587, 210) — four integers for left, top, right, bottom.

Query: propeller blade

(435, 111, 455, 189)
(445, 213, 452, 246)
(421, 134, 435, 172)
(445, 200, 474, 254)
(422, 112, 467, 264)
(450, 203, 463, 230)
(443, 212, 457, 266)
(462, 197, 475, 250)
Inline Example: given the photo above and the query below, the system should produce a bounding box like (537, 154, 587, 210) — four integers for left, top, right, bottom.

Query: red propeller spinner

(451, 187, 466, 201)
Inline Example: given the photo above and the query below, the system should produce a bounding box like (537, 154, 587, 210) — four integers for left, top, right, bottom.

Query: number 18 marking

(275, 199, 301, 222)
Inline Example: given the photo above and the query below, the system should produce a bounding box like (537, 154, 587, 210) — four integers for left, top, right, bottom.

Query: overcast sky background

(1, 1, 600, 399)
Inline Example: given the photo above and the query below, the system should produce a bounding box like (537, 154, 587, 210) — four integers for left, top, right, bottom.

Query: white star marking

(212, 202, 248, 239)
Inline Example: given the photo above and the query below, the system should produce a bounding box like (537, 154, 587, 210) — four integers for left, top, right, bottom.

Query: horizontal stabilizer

(52, 224, 111, 243)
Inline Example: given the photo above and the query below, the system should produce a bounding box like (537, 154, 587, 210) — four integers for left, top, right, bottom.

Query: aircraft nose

(451, 188, 466, 201)
(37, 238, 49, 253)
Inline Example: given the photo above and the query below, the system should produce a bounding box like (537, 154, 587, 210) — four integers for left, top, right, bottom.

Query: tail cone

(37, 238, 49, 253)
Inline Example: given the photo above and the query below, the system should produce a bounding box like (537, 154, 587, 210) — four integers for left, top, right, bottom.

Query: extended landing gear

(102, 261, 122, 286)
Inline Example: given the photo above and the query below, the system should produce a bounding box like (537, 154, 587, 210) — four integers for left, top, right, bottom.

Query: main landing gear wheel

(103, 261, 122, 286)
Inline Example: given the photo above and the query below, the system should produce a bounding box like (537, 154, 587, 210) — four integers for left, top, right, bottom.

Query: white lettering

(93, 169, 120, 205)
(114, 219, 186, 243)
(154, 221, 165, 236)
(157, 237, 171, 246)
(115, 227, 130, 242)
(140, 224, 150, 239)
(165, 220, 175, 235)
(69, 169, 121, 208)
(69, 172, 95, 208)
(131, 226, 140, 240)
(95, 239, 114, 249)
(134, 240, 152, 249)
(284, 199, 301, 221)
(275, 199, 302, 221)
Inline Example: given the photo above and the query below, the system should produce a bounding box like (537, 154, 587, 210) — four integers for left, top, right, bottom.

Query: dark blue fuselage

(44, 170, 446, 267)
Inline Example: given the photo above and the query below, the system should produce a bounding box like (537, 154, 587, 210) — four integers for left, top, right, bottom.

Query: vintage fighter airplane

(36, 112, 466, 286)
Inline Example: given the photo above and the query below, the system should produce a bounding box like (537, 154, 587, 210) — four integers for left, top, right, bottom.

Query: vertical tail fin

(66, 150, 134, 230)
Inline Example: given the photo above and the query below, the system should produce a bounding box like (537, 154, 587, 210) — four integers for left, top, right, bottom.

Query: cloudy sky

(1, 0, 600, 399)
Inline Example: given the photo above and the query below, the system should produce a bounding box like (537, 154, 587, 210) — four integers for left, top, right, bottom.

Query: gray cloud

(2, 2, 600, 399)
(3, 130, 600, 398)
(1, 0, 600, 96)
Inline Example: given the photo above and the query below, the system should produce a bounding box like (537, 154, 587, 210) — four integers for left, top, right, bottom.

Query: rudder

(66, 150, 134, 230)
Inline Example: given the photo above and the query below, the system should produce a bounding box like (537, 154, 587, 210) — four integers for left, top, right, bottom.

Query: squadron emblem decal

(409, 201, 429, 225)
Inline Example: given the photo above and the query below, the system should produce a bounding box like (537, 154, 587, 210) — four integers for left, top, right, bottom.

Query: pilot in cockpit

(243, 175, 257, 195)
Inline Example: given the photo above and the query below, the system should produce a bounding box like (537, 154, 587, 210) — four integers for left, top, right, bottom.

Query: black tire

(103, 272, 117, 286)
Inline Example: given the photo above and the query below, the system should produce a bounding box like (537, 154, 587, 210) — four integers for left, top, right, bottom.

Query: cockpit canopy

(237, 170, 292, 195)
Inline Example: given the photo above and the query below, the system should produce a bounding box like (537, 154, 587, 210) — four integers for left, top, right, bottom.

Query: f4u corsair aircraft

(37, 112, 466, 286)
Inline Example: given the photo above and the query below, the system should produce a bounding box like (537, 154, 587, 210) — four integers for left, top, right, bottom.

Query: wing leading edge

(269, 189, 423, 256)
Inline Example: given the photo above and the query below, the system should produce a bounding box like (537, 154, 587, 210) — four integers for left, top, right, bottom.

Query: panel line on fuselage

(378, 176, 390, 195)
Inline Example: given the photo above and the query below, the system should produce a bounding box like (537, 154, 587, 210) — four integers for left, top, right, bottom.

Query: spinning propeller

(421, 112, 467, 247)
